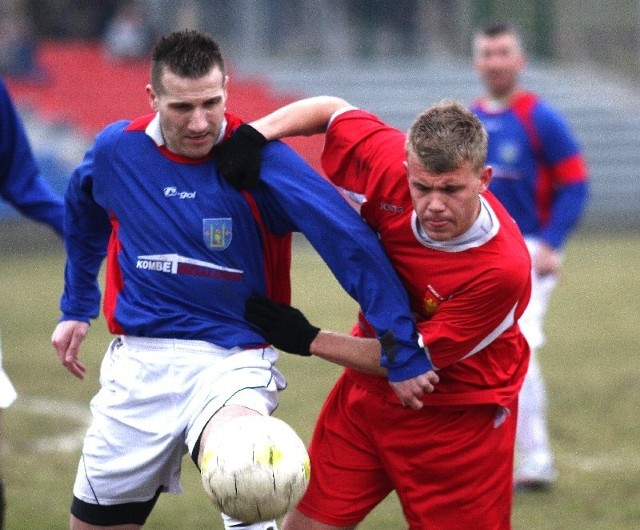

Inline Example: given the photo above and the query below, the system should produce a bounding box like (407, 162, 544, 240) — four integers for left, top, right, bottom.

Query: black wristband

(245, 294, 319, 356)
(237, 123, 267, 147)
(215, 124, 267, 189)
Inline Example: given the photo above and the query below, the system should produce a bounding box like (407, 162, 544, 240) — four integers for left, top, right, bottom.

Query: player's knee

(193, 405, 262, 467)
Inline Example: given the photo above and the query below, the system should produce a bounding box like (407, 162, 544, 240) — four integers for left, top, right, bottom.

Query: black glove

(215, 124, 267, 189)
(378, 330, 397, 363)
(245, 294, 320, 356)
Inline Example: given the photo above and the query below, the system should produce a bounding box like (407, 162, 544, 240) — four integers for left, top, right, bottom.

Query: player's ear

(146, 84, 158, 112)
(222, 75, 229, 107)
(479, 166, 492, 191)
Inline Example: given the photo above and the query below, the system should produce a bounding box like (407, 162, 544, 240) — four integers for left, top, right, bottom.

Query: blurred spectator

(26, 0, 118, 40)
(346, 0, 420, 58)
(0, 8, 43, 81)
(103, 2, 153, 61)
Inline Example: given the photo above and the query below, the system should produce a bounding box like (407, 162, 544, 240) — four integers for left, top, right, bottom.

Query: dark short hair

(472, 20, 525, 56)
(150, 29, 225, 92)
(476, 20, 518, 39)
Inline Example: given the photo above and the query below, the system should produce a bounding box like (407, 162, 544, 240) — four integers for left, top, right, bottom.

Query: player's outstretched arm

(245, 294, 440, 401)
(245, 294, 385, 375)
(51, 320, 89, 380)
(310, 331, 387, 376)
(250, 96, 350, 141)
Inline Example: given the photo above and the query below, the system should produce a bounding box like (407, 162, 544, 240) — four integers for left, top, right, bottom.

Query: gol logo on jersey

(164, 186, 196, 199)
(203, 218, 232, 250)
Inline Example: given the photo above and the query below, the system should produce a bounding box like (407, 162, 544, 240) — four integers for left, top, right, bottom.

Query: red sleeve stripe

(552, 154, 588, 184)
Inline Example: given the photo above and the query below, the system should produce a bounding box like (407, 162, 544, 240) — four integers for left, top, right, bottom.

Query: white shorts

(0, 344, 17, 408)
(73, 336, 287, 505)
(0, 369, 17, 409)
(519, 238, 559, 352)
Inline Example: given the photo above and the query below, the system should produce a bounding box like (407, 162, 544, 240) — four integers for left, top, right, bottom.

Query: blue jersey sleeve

(0, 78, 64, 236)
(253, 141, 431, 380)
(540, 181, 589, 249)
(60, 134, 112, 321)
(534, 102, 590, 248)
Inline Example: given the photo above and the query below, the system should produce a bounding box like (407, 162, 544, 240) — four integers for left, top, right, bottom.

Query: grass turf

(1, 226, 639, 529)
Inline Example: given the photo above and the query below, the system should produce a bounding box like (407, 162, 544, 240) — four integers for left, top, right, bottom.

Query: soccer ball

(201, 415, 311, 523)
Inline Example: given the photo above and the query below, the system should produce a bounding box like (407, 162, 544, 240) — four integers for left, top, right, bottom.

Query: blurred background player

(471, 20, 589, 490)
(218, 97, 532, 529)
(0, 76, 64, 530)
(50, 30, 430, 530)
(0, 338, 17, 530)
(0, 77, 64, 236)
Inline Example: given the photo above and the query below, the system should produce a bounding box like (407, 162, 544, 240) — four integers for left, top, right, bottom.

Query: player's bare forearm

(309, 331, 387, 376)
(250, 96, 350, 141)
(310, 332, 440, 409)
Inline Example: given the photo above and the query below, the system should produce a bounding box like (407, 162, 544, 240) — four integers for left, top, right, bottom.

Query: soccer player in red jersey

(219, 98, 532, 529)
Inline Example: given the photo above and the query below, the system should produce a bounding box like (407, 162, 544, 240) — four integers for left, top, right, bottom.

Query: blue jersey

(60, 113, 428, 377)
(472, 92, 589, 249)
(0, 78, 64, 236)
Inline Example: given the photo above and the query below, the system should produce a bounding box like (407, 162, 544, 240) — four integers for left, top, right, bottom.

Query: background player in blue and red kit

(472, 21, 589, 490)
(50, 30, 436, 530)
(0, 76, 64, 530)
(218, 98, 532, 529)
(0, 77, 64, 237)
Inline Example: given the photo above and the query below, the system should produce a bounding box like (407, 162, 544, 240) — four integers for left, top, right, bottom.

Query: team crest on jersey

(422, 295, 440, 316)
(422, 284, 446, 316)
(203, 218, 232, 250)
(499, 142, 520, 164)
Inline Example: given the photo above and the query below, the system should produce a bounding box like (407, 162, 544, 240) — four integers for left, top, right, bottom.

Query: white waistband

(120, 335, 231, 355)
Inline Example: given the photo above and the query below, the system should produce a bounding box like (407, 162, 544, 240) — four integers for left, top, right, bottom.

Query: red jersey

(322, 109, 531, 406)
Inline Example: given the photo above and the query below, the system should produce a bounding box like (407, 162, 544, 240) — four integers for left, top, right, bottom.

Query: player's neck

(484, 87, 522, 110)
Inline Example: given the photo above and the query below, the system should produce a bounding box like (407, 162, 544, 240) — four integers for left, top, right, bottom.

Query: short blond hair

(406, 100, 488, 173)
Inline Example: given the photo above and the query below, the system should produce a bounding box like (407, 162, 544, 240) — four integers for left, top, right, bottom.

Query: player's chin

(183, 138, 215, 158)
(423, 223, 453, 241)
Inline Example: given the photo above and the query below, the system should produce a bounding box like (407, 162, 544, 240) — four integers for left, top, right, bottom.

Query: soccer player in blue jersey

(472, 21, 589, 490)
(0, 78, 64, 236)
(50, 30, 436, 530)
(0, 76, 64, 530)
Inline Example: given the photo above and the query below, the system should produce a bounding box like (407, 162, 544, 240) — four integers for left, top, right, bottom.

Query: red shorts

(297, 370, 517, 530)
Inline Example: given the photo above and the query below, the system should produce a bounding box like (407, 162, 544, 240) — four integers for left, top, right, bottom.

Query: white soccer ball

(201, 415, 311, 523)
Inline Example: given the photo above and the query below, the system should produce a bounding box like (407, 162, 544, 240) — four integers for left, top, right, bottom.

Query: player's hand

(389, 371, 439, 410)
(245, 294, 320, 356)
(534, 243, 561, 277)
(214, 124, 267, 189)
(51, 320, 89, 379)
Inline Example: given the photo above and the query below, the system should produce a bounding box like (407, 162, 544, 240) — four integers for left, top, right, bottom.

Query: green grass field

(1, 225, 639, 529)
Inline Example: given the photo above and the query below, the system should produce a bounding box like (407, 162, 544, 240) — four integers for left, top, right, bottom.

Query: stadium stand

(5, 42, 640, 230)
